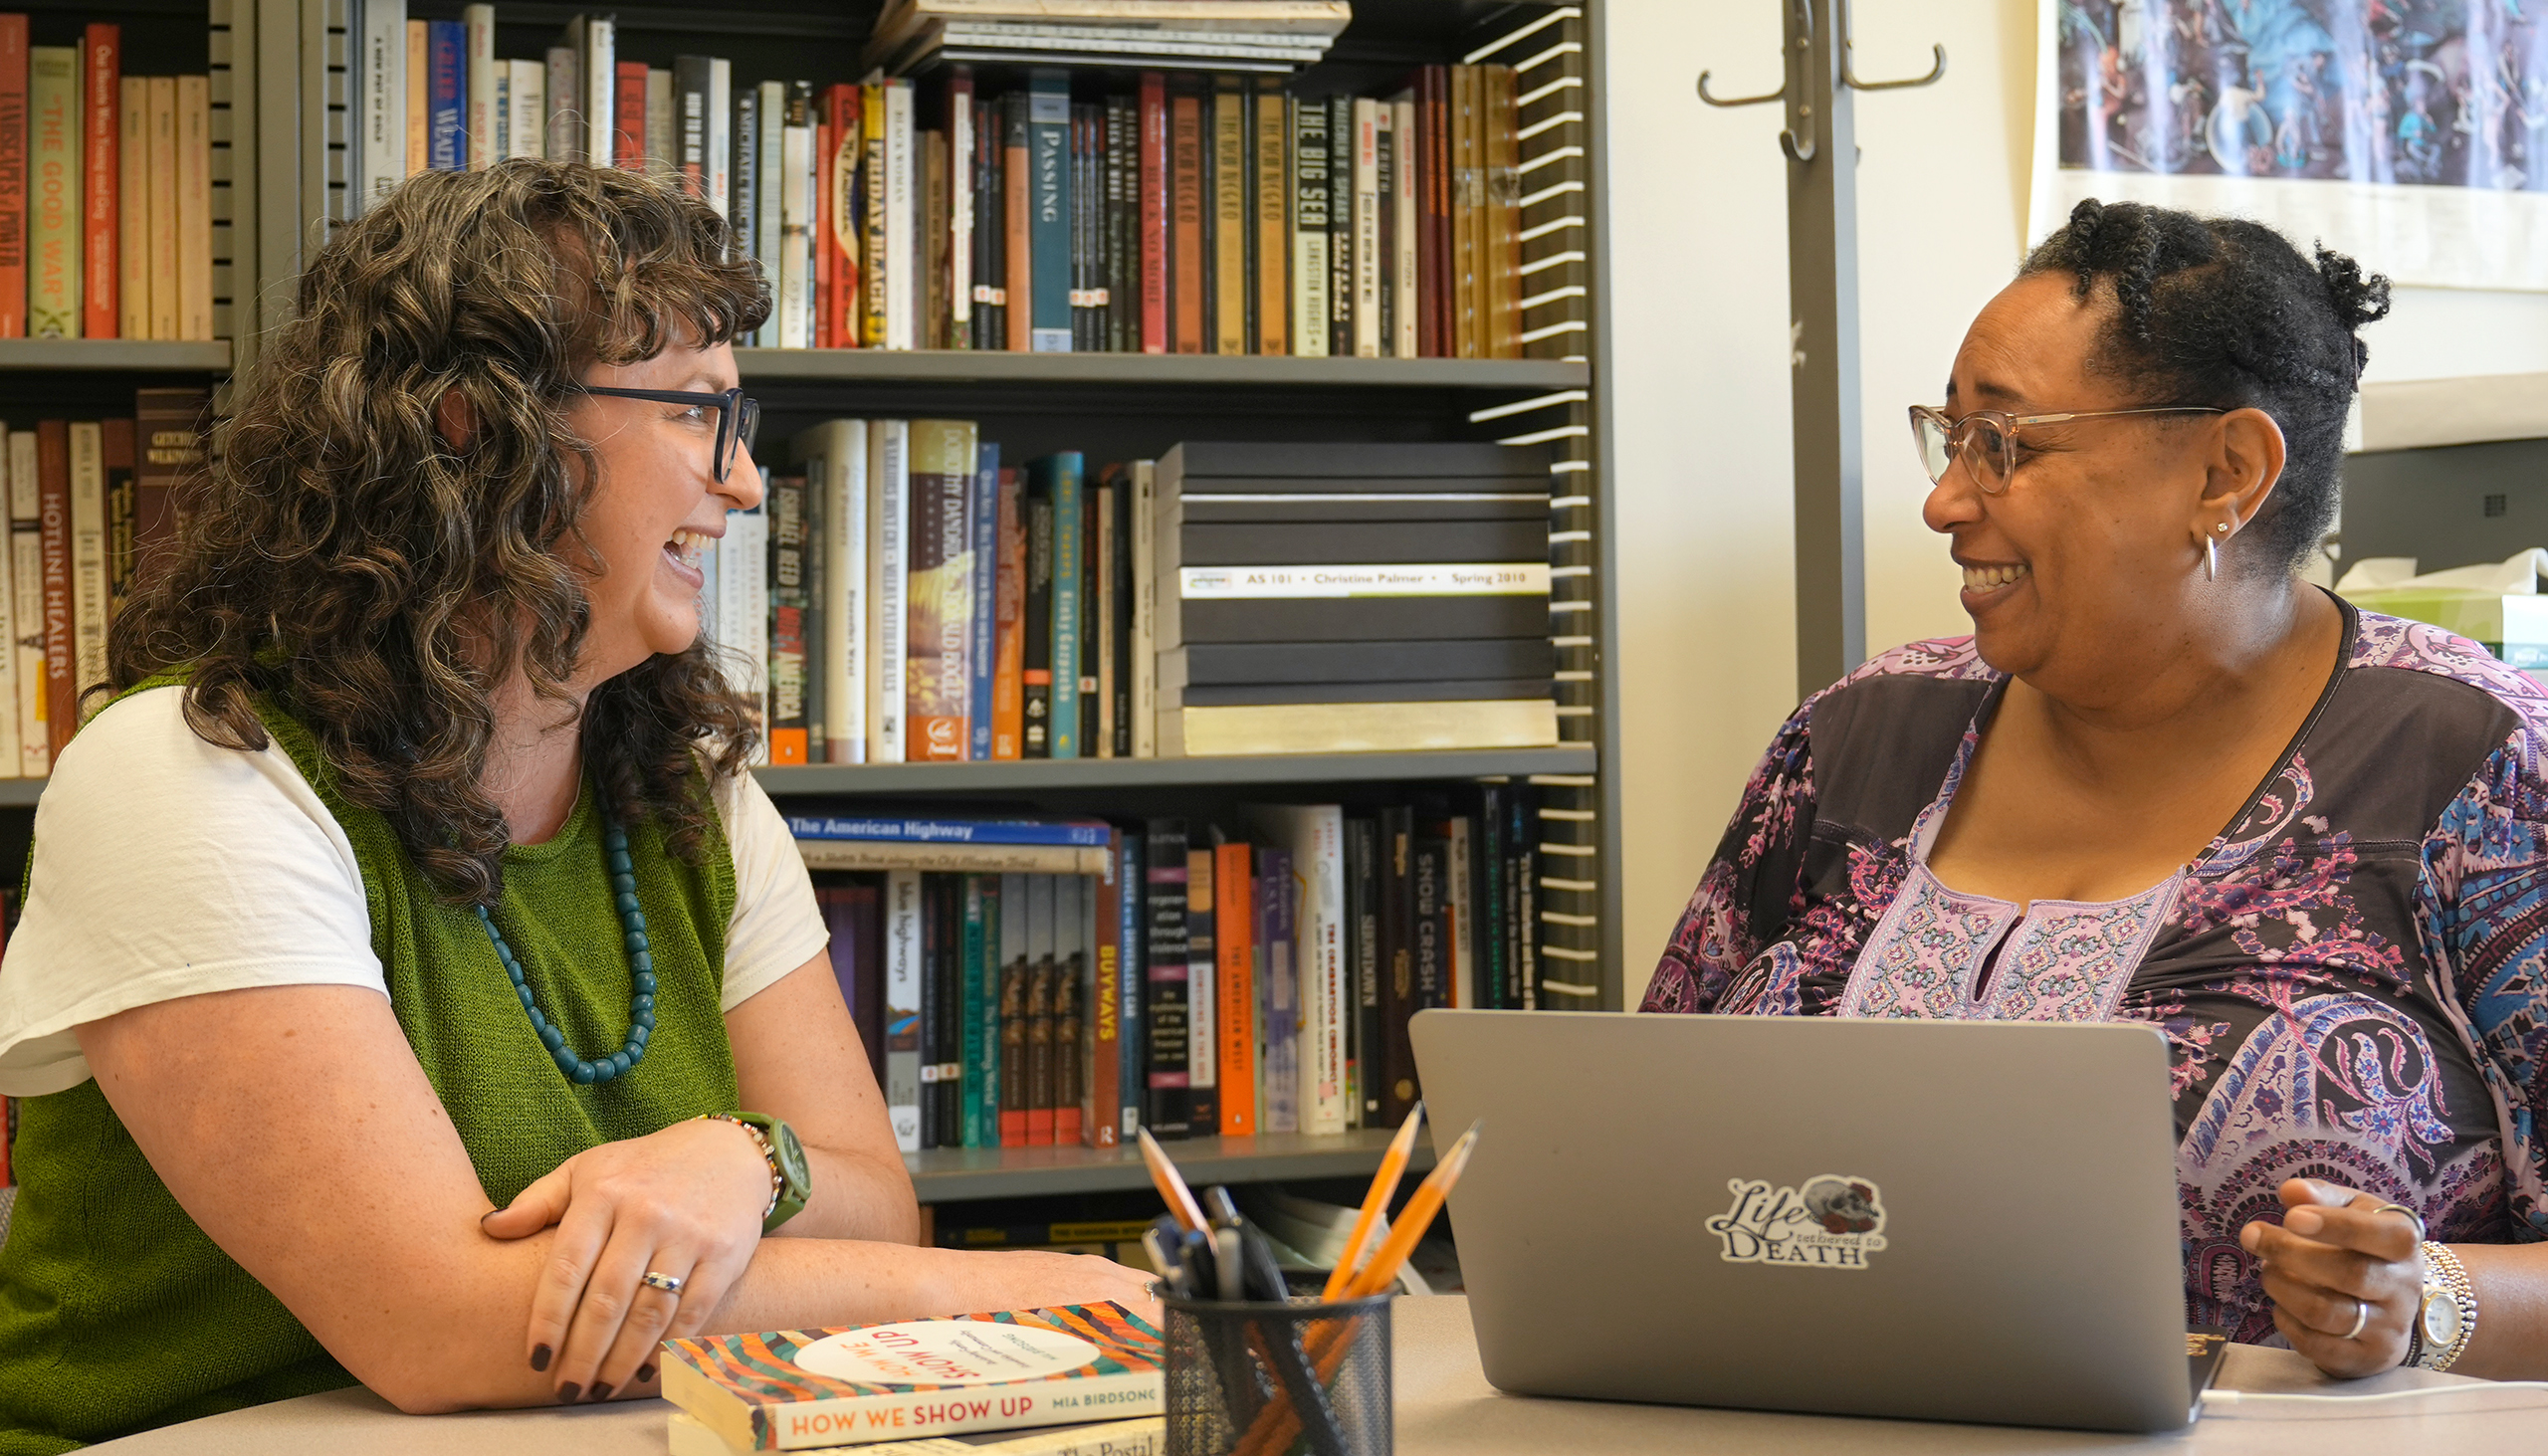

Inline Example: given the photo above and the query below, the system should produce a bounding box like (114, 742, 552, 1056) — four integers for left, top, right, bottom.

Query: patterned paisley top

(1640, 603, 2548, 1344)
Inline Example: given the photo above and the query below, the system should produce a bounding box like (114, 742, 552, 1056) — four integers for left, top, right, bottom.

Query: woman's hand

(2239, 1177, 2425, 1377)
(481, 1116, 775, 1401)
(963, 1250, 1164, 1330)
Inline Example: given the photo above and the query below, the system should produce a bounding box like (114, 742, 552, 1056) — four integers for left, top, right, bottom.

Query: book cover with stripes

(661, 1302, 1163, 1452)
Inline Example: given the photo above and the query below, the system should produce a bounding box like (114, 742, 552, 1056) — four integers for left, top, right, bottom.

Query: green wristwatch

(709, 1112, 811, 1234)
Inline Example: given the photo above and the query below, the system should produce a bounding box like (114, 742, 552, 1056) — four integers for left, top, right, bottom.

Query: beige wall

(1603, 0, 2548, 1006)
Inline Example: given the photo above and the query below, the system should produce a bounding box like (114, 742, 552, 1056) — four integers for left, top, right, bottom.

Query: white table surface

(85, 1295, 2548, 1453)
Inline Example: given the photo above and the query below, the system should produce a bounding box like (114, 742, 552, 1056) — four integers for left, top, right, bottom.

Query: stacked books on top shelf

(0, 393, 210, 777)
(0, 18, 216, 341)
(723, 430, 1555, 764)
(1152, 441, 1557, 757)
(863, 0, 1351, 77)
(803, 788, 1576, 1157)
(348, 3, 1583, 359)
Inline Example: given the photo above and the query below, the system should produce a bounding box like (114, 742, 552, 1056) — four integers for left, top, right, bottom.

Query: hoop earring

(2205, 535, 2219, 582)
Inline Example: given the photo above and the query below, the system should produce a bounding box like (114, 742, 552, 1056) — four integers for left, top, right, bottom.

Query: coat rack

(1699, 0, 1946, 700)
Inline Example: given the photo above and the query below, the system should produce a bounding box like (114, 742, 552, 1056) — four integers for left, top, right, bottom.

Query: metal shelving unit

(735, 348, 1589, 390)
(908, 1128, 1438, 1204)
(0, 0, 1617, 1207)
(758, 747, 1597, 798)
(0, 340, 233, 371)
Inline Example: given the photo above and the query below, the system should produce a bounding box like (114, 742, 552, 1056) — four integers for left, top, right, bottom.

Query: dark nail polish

(636, 1363, 656, 1384)
(556, 1383, 580, 1404)
(530, 1345, 551, 1372)
(589, 1383, 613, 1402)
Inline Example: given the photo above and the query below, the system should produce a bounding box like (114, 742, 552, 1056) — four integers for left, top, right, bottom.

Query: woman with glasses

(0, 162, 1151, 1446)
(1644, 199, 2548, 1380)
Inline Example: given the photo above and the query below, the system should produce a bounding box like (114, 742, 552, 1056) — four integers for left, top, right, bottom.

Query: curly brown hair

(106, 159, 772, 905)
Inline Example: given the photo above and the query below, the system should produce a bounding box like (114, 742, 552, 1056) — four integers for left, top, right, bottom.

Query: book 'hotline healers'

(660, 1302, 1164, 1451)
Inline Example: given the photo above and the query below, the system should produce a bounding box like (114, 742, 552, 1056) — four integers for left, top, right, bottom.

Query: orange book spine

(811, 110, 832, 349)
(1002, 97, 1029, 352)
(822, 84, 860, 350)
(990, 466, 1024, 758)
(80, 26, 114, 339)
(612, 63, 645, 169)
(1215, 840, 1255, 1138)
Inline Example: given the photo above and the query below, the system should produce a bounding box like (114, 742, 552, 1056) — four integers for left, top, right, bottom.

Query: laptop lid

(1408, 1010, 2193, 1433)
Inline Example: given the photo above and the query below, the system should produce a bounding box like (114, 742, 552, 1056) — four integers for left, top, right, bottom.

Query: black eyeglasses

(580, 385, 761, 483)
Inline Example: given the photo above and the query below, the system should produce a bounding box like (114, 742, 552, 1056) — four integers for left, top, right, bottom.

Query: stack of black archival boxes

(1153, 440, 1557, 756)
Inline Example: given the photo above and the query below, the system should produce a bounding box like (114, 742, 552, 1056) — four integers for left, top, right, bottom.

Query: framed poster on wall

(2030, 0, 2548, 291)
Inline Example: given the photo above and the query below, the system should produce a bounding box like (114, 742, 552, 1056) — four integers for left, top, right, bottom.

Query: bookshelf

(1, 0, 1618, 1211)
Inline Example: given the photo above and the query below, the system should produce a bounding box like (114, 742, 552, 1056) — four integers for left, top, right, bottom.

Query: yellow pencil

(1345, 1121, 1481, 1300)
(1137, 1126, 1209, 1233)
(1321, 1103, 1426, 1301)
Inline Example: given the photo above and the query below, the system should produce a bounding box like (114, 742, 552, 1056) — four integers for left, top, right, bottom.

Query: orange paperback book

(661, 1302, 1162, 1452)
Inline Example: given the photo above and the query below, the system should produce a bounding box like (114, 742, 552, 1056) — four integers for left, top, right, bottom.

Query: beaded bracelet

(696, 1114, 784, 1225)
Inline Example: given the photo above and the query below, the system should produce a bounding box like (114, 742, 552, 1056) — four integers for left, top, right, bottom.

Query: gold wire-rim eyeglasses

(1907, 403, 2226, 493)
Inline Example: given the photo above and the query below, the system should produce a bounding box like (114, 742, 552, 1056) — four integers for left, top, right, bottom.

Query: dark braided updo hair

(2019, 199, 2390, 574)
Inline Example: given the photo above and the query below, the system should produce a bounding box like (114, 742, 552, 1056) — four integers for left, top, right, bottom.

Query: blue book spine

(1046, 453, 1085, 758)
(783, 815, 1109, 846)
(967, 443, 1001, 761)
(1117, 831, 1145, 1142)
(1027, 71, 1072, 351)
(428, 23, 465, 170)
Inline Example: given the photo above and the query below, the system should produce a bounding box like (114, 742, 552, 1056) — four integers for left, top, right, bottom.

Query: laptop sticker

(1705, 1174, 1890, 1270)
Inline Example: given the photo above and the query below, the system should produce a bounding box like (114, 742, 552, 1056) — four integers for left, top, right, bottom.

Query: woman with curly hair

(1643, 200, 2548, 1379)
(0, 160, 1150, 1449)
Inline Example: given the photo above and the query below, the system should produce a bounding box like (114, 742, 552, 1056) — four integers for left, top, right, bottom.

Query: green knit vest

(0, 684, 740, 1452)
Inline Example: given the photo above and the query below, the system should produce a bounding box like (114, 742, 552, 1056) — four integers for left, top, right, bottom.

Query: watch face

(773, 1122, 811, 1188)
(2422, 1291, 2462, 1347)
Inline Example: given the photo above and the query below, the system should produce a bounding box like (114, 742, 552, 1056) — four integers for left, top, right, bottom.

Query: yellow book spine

(116, 76, 145, 339)
(145, 77, 176, 340)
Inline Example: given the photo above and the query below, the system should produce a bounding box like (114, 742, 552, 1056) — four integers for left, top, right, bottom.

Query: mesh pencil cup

(1163, 1291, 1392, 1456)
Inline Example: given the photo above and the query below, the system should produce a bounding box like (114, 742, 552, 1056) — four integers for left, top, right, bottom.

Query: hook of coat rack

(1695, 72, 1785, 109)
(1837, 0, 1947, 92)
(1842, 41, 1947, 91)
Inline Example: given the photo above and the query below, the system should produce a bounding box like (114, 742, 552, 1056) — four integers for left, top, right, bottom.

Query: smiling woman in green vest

(0, 160, 1153, 1452)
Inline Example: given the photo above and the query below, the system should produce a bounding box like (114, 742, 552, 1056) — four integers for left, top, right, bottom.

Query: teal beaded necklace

(476, 820, 657, 1086)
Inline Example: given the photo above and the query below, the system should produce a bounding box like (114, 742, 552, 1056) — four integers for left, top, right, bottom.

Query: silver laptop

(1408, 1010, 2197, 1433)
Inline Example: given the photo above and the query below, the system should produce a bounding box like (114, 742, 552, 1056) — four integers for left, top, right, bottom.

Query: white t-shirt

(0, 687, 828, 1097)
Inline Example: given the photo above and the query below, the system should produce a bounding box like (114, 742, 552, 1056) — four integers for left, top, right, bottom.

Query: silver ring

(2342, 1296, 2369, 1341)
(2373, 1201, 2428, 1241)
(640, 1271, 686, 1296)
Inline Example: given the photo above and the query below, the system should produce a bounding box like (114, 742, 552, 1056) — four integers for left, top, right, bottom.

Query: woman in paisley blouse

(1642, 199, 2548, 1379)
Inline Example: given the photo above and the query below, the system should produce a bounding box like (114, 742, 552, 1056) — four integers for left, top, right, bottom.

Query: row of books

(0, 19, 216, 341)
(345, 5, 1587, 360)
(0, 396, 210, 777)
(714, 429, 1559, 764)
(861, 0, 1351, 78)
(801, 792, 1583, 1155)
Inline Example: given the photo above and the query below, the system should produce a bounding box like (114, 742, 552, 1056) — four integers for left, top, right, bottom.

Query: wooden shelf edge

(752, 745, 1597, 796)
(0, 339, 232, 371)
(735, 347, 1587, 390)
(908, 1129, 1438, 1204)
